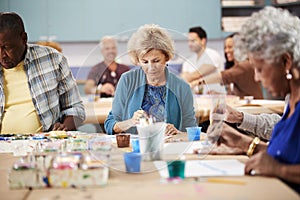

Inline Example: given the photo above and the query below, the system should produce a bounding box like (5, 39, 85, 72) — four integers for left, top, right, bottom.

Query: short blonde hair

(127, 24, 174, 65)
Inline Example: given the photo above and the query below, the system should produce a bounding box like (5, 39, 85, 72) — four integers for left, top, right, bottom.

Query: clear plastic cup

(186, 127, 202, 141)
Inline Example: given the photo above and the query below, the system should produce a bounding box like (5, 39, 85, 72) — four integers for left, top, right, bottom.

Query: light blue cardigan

(104, 67, 197, 134)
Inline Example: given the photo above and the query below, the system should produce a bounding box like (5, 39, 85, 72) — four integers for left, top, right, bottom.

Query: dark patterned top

(87, 61, 130, 87)
(141, 84, 166, 122)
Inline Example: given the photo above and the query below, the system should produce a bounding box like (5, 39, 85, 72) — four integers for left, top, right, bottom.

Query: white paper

(163, 141, 211, 154)
(0, 140, 37, 155)
(154, 159, 245, 178)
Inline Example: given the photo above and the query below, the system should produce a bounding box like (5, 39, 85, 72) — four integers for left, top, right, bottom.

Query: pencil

(206, 178, 246, 185)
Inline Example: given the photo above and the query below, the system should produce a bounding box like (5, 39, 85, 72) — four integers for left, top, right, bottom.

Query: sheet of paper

(154, 159, 245, 178)
(163, 141, 211, 154)
(0, 140, 37, 155)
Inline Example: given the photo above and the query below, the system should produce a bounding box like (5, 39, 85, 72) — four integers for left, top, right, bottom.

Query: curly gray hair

(234, 6, 300, 69)
(127, 24, 174, 65)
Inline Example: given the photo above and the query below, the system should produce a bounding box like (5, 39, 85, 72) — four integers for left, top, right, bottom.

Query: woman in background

(190, 33, 263, 99)
(224, 34, 235, 70)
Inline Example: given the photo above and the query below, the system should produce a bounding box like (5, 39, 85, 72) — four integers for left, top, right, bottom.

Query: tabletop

(83, 96, 285, 124)
(0, 133, 298, 200)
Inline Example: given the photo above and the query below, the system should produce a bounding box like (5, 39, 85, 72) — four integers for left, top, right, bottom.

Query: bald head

(100, 36, 118, 63)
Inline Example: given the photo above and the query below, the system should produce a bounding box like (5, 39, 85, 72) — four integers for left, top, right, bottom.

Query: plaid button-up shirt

(0, 44, 85, 131)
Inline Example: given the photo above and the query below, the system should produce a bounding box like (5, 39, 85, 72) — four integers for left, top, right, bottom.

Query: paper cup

(116, 134, 130, 148)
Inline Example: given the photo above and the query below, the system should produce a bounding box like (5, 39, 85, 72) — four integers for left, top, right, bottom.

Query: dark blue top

(267, 102, 300, 194)
(141, 84, 166, 122)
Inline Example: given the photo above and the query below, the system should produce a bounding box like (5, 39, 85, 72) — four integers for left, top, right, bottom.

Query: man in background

(84, 36, 130, 97)
(181, 26, 225, 94)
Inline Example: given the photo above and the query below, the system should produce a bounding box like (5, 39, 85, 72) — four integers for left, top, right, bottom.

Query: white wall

(59, 39, 225, 68)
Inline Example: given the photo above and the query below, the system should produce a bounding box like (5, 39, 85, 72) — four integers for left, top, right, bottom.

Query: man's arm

(199, 71, 222, 84)
(57, 56, 86, 130)
(181, 71, 201, 83)
(84, 79, 97, 94)
(52, 116, 83, 131)
(181, 64, 218, 83)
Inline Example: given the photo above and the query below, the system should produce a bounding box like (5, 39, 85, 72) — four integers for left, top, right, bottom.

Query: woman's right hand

(208, 143, 245, 155)
(131, 110, 148, 125)
(213, 123, 251, 153)
(113, 110, 147, 133)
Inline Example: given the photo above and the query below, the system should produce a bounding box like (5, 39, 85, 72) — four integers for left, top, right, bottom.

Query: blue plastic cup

(123, 152, 142, 173)
(131, 139, 140, 153)
(186, 127, 202, 141)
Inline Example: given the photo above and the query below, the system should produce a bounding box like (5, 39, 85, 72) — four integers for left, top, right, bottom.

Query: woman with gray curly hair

(104, 24, 197, 135)
(209, 6, 300, 194)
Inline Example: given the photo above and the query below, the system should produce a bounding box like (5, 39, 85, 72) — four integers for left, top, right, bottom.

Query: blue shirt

(104, 68, 197, 134)
(267, 102, 300, 193)
(0, 44, 86, 131)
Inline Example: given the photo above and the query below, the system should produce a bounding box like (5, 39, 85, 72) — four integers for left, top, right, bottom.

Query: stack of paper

(154, 159, 245, 178)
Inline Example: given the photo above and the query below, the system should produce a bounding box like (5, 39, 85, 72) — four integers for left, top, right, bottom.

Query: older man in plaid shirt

(0, 12, 85, 133)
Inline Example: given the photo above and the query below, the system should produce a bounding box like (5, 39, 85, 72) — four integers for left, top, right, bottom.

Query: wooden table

(26, 156, 299, 200)
(1, 134, 299, 200)
(84, 98, 113, 125)
(83, 96, 285, 124)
